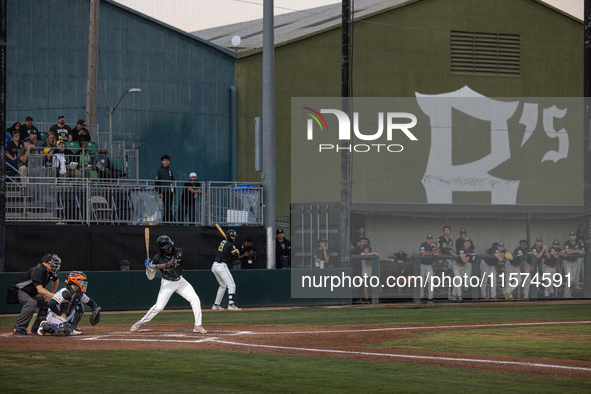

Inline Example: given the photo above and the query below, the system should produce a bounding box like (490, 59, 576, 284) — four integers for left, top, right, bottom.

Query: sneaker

(71, 328, 82, 336)
(227, 304, 241, 310)
(193, 325, 207, 334)
(13, 328, 28, 335)
(211, 305, 222, 310)
(130, 322, 144, 332)
(428, 299, 434, 304)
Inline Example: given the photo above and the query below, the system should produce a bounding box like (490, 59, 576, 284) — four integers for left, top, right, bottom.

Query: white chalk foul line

(239, 320, 591, 335)
(81, 335, 216, 344)
(211, 339, 591, 372)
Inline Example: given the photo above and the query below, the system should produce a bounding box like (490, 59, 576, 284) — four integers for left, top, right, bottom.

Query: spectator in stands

(276, 228, 291, 269)
(6, 131, 22, 176)
(52, 140, 81, 178)
(7, 122, 24, 140)
(233, 237, 257, 269)
(5, 128, 12, 145)
(93, 148, 124, 179)
(23, 116, 40, 138)
(28, 131, 43, 153)
(49, 115, 72, 142)
(178, 172, 201, 224)
(156, 154, 175, 222)
(18, 137, 35, 181)
(71, 119, 91, 142)
(44, 132, 57, 148)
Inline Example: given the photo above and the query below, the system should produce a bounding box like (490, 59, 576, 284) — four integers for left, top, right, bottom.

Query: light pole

(108, 88, 141, 144)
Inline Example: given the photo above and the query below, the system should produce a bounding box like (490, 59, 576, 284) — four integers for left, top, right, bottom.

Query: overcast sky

(113, 0, 583, 33)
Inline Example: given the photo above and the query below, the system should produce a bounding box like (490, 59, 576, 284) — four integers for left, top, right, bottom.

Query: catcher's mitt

(89, 307, 101, 326)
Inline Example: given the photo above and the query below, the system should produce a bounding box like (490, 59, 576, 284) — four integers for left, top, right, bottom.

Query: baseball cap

(25, 116, 33, 121)
(426, 234, 433, 239)
(535, 237, 543, 242)
(56, 140, 65, 145)
(519, 239, 527, 244)
(498, 242, 505, 247)
(553, 240, 560, 245)
(80, 141, 88, 146)
(277, 228, 284, 234)
(464, 237, 472, 242)
(569, 231, 576, 236)
(58, 115, 65, 120)
(362, 243, 372, 249)
(460, 228, 467, 233)
(189, 172, 197, 178)
(318, 238, 327, 243)
(77, 119, 86, 126)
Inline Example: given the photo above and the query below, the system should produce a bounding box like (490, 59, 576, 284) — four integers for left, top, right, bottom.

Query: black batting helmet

(226, 229, 237, 238)
(157, 235, 174, 251)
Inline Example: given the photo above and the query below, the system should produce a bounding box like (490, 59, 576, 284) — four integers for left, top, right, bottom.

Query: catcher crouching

(38, 271, 101, 336)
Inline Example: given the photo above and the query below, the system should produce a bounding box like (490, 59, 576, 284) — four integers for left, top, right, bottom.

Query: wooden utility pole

(85, 0, 100, 125)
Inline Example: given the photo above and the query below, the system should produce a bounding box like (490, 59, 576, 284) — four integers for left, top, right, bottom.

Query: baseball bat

(215, 223, 227, 240)
(145, 227, 150, 260)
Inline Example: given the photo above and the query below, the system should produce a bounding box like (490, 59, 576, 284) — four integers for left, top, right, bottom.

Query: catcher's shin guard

(71, 306, 84, 330)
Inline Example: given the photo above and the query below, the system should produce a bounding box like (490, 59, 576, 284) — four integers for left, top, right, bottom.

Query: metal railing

(5, 177, 263, 226)
(21, 147, 139, 180)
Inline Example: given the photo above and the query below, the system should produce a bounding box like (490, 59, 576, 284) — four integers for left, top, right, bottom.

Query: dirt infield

(2, 319, 590, 379)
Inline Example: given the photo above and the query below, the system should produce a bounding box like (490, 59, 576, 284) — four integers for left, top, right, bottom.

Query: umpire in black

(12, 254, 61, 335)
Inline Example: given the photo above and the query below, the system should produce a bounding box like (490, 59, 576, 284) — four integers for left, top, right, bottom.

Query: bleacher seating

(65, 141, 80, 153)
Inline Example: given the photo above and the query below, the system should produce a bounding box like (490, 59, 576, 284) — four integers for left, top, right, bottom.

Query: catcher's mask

(42, 254, 61, 275)
(157, 235, 174, 252)
(67, 271, 88, 293)
(226, 229, 237, 240)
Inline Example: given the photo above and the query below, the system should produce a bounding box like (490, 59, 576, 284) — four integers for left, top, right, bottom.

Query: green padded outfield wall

(7, 0, 236, 181)
(0, 270, 348, 314)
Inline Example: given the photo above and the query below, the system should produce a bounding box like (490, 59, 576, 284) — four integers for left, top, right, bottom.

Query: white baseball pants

(480, 261, 497, 299)
(212, 262, 236, 305)
(419, 263, 433, 299)
(138, 276, 202, 326)
(451, 260, 472, 298)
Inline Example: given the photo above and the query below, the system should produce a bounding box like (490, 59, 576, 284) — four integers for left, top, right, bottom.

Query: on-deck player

(130, 235, 206, 333)
(211, 229, 241, 310)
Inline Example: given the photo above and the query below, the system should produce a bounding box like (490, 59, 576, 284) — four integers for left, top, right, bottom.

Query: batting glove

(145, 259, 157, 270)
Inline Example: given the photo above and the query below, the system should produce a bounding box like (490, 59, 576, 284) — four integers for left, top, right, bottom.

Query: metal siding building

(7, 0, 236, 181)
(224, 0, 582, 217)
(210, 0, 583, 255)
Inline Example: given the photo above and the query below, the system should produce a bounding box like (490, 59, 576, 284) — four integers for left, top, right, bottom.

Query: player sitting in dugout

(37, 271, 101, 336)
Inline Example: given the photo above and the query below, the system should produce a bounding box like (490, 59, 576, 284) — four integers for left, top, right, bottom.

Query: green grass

(1, 350, 590, 393)
(2, 304, 590, 392)
(2, 303, 589, 328)
(366, 324, 591, 361)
